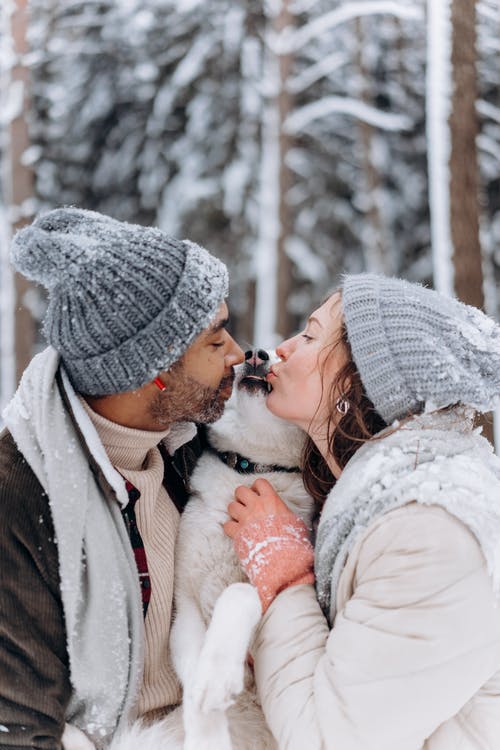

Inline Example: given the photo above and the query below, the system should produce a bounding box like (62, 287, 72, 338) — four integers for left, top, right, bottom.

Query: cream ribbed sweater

(80, 399, 182, 720)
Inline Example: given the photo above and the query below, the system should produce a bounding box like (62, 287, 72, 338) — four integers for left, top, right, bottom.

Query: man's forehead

(204, 302, 229, 335)
(213, 301, 229, 322)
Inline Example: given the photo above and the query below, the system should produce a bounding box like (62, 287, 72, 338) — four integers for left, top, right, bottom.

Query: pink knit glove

(233, 514, 315, 612)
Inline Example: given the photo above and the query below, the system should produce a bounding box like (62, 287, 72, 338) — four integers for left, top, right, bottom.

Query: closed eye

(301, 333, 313, 342)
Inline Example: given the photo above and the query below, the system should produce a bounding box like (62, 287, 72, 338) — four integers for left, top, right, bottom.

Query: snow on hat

(11, 207, 228, 395)
(341, 273, 500, 424)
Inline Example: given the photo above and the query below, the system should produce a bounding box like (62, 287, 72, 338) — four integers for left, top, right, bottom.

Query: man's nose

(225, 336, 245, 367)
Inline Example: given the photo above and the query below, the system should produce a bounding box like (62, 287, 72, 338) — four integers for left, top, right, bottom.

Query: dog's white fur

(109, 356, 314, 750)
(62, 723, 97, 750)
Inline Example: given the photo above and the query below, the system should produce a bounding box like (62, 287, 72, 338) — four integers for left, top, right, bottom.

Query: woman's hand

(223, 478, 315, 612)
(223, 478, 294, 538)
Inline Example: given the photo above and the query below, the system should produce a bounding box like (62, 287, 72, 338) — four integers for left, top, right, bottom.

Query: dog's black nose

(245, 349, 270, 367)
(245, 349, 270, 376)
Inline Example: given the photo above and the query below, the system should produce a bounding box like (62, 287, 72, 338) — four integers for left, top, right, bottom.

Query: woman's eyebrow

(307, 316, 322, 328)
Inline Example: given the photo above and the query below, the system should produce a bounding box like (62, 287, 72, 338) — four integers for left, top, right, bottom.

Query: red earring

(153, 377, 166, 392)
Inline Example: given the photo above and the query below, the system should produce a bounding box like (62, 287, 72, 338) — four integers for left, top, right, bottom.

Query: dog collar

(209, 446, 301, 475)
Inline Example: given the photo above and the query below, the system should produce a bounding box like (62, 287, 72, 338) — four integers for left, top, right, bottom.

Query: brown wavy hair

(302, 298, 387, 509)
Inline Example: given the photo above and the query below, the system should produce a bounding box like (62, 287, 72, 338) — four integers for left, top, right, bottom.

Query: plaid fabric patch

(121, 479, 151, 617)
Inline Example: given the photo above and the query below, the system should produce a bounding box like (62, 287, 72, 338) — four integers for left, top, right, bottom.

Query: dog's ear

(159, 427, 207, 512)
(173, 426, 207, 479)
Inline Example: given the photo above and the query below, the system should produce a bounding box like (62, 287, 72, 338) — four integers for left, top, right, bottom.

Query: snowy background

(0, 0, 499, 444)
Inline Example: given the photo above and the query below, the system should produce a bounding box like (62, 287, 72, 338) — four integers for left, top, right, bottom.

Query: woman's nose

(276, 338, 292, 360)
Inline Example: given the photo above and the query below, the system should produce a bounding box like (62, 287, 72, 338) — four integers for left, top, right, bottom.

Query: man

(0, 208, 244, 749)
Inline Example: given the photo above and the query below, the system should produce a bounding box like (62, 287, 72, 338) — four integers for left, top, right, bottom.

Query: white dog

(107, 350, 314, 750)
(170, 349, 313, 750)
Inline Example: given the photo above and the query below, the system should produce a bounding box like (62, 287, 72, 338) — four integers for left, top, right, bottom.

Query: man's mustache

(218, 371, 235, 393)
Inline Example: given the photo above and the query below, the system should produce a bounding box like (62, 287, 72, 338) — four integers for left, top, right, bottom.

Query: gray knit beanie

(11, 207, 228, 395)
(342, 273, 500, 424)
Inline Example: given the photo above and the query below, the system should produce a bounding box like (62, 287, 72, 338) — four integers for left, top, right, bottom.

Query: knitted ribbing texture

(10, 208, 228, 395)
(342, 274, 500, 424)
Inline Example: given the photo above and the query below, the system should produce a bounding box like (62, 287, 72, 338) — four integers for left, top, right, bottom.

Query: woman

(224, 274, 500, 750)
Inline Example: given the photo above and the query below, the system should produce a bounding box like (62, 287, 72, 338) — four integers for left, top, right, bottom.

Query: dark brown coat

(0, 385, 202, 749)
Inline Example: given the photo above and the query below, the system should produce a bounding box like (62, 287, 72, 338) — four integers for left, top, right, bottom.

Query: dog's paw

(191, 651, 245, 714)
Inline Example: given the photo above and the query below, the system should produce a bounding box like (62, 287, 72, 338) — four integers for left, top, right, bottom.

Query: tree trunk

(0, 204, 16, 410)
(426, 0, 454, 297)
(275, 0, 295, 339)
(253, 33, 280, 348)
(354, 17, 390, 274)
(449, 0, 484, 310)
(4, 0, 36, 385)
(449, 0, 494, 444)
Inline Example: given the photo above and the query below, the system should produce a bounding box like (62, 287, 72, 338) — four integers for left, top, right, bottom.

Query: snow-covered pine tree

(1, 0, 38, 397)
(273, 0, 428, 329)
(27, 0, 265, 342)
(476, 0, 500, 322)
(25, 0, 498, 345)
(0, 4, 12, 413)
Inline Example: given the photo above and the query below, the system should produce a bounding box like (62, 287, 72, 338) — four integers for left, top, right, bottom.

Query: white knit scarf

(3, 347, 144, 748)
(315, 407, 500, 624)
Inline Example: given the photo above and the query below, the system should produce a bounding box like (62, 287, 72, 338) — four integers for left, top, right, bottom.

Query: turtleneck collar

(79, 397, 171, 471)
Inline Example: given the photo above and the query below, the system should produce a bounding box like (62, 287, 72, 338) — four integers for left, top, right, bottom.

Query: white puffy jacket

(253, 502, 500, 749)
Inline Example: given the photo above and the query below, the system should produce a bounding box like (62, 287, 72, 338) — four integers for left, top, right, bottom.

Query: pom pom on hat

(10, 208, 116, 289)
(11, 208, 229, 395)
(341, 274, 500, 424)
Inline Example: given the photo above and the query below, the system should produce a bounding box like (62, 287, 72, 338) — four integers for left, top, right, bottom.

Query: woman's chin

(265, 389, 282, 417)
(266, 391, 298, 423)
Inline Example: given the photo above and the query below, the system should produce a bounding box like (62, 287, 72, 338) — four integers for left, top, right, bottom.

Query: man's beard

(150, 370, 234, 426)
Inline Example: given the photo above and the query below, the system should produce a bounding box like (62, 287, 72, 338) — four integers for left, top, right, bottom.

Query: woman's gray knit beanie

(11, 207, 229, 395)
(342, 273, 500, 424)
